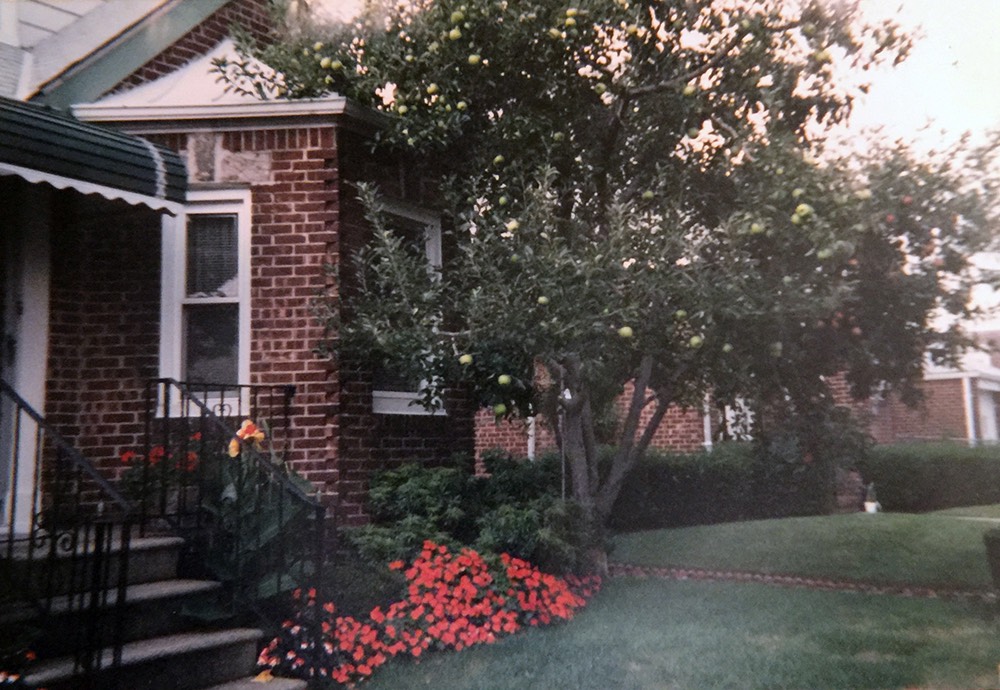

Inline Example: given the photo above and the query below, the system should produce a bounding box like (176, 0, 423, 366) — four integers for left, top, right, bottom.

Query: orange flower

(236, 419, 266, 445)
(227, 437, 241, 458)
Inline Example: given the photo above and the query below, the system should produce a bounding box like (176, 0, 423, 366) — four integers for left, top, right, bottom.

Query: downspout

(527, 415, 536, 461)
(702, 394, 713, 452)
(962, 374, 977, 447)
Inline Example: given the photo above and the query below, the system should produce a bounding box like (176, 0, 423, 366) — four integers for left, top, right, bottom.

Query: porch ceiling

(0, 95, 185, 213)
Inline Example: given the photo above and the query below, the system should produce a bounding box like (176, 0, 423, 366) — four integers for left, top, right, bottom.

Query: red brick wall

(475, 411, 532, 459)
(865, 378, 970, 444)
(108, 0, 272, 96)
(615, 382, 712, 452)
(231, 127, 341, 502)
(46, 197, 163, 479)
(333, 133, 475, 524)
(473, 382, 711, 461)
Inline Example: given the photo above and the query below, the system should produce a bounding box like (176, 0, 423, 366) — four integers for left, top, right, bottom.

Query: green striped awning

(0, 96, 185, 212)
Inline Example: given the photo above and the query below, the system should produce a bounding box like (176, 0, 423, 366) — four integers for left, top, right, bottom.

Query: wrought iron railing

(0, 377, 132, 686)
(139, 378, 326, 618)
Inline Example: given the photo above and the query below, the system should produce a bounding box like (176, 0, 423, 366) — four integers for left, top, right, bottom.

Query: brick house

(1, 0, 475, 534)
(862, 335, 1000, 446)
(475, 344, 1000, 460)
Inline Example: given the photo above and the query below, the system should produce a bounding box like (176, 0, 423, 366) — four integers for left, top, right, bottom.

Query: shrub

(348, 452, 591, 573)
(608, 443, 757, 531)
(608, 438, 851, 531)
(857, 443, 1000, 512)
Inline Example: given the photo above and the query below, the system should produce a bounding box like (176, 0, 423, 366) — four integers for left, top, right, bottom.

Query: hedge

(856, 443, 1000, 512)
(607, 442, 827, 531)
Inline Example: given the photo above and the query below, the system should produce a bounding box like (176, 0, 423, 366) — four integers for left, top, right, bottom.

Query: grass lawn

(364, 578, 1000, 690)
(331, 511, 1000, 689)
(612, 512, 996, 590)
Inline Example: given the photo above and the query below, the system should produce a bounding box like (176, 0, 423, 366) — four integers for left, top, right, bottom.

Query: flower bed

(257, 541, 600, 686)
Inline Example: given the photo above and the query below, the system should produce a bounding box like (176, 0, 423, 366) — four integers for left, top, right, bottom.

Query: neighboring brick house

(861, 335, 1000, 446)
(475, 343, 1000, 460)
(475, 382, 720, 461)
(1, 0, 475, 529)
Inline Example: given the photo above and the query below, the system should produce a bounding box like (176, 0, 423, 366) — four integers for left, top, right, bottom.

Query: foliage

(609, 440, 832, 531)
(117, 417, 320, 620)
(857, 443, 1000, 512)
(117, 439, 200, 505)
(257, 541, 600, 686)
(610, 402, 869, 530)
(221, 0, 1000, 547)
(348, 452, 593, 572)
(752, 401, 871, 513)
(0, 649, 36, 690)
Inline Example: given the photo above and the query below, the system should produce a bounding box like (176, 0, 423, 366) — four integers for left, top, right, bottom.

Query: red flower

(181, 451, 199, 472)
(148, 445, 167, 466)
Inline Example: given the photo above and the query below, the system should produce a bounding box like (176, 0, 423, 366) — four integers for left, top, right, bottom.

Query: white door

(1, 181, 52, 534)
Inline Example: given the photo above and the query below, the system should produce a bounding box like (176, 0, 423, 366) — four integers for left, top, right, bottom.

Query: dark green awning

(0, 96, 185, 212)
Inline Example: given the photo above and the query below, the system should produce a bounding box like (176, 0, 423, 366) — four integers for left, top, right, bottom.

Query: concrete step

(4, 535, 185, 597)
(205, 676, 308, 690)
(2, 578, 223, 655)
(25, 628, 264, 690)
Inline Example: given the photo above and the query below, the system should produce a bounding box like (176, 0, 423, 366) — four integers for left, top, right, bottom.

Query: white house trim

(962, 375, 977, 446)
(2, 184, 52, 533)
(159, 187, 251, 413)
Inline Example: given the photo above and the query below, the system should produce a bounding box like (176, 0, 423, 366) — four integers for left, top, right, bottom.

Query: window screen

(186, 214, 238, 297)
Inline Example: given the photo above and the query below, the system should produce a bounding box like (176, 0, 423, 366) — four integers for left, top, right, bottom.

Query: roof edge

(30, 0, 230, 109)
(74, 97, 388, 131)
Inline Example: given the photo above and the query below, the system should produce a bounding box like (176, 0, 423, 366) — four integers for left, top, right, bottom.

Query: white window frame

(372, 200, 444, 416)
(159, 187, 251, 414)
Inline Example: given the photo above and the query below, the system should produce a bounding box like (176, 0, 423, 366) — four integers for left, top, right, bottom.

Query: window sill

(372, 391, 446, 416)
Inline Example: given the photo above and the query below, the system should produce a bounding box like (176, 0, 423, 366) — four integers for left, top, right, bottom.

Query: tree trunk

(558, 354, 607, 574)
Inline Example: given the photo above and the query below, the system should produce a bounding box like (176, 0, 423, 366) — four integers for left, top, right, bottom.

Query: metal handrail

(0, 378, 132, 516)
(139, 378, 327, 620)
(1, 376, 133, 683)
(148, 378, 320, 507)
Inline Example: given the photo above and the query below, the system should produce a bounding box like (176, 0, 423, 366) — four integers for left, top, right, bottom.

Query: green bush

(608, 441, 840, 532)
(347, 451, 592, 573)
(857, 443, 1000, 512)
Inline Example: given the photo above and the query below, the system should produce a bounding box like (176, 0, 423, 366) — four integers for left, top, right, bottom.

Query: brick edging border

(608, 563, 998, 603)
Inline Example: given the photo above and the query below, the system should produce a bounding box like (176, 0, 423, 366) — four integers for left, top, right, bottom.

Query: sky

(317, 0, 1000, 145)
(847, 0, 1000, 148)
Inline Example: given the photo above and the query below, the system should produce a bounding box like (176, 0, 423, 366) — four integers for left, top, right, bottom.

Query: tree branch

(626, 32, 745, 98)
(626, 19, 803, 98)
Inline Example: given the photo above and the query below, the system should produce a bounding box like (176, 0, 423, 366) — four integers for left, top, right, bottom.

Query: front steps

(5, 533, 285, 690)
(26, 629, 264, 690)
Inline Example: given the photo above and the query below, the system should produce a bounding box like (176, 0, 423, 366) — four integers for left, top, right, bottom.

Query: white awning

(0, 161, 182, 214)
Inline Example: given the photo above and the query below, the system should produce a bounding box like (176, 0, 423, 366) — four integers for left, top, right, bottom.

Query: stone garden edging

(608, 563, 998, 603)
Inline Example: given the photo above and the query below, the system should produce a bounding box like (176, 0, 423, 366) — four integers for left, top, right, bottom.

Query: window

(372, 201, 443, 415)
(160, 188, 250, 390)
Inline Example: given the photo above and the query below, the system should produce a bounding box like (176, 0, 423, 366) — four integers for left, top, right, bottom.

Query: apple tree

(222, 0, 998, 546)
